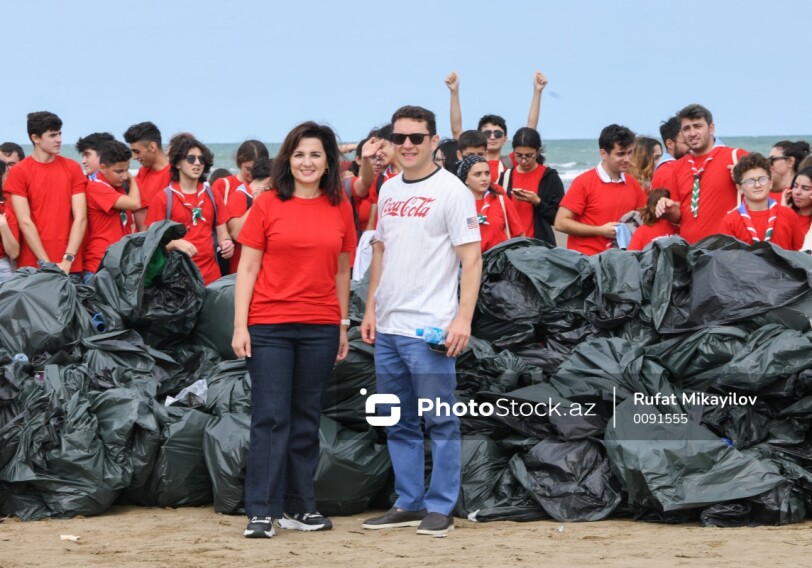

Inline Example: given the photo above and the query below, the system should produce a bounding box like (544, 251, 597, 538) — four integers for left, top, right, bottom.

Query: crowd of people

(0, 72, 810, 540)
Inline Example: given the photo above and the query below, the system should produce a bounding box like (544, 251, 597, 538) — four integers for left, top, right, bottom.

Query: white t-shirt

(373, 166, 481, 337)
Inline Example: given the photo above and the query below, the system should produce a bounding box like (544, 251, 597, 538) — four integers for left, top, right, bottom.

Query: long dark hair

(271, 121, 343, 205)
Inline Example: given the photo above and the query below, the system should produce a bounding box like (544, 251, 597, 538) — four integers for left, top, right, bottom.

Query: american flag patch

(466, 216, 478, 229)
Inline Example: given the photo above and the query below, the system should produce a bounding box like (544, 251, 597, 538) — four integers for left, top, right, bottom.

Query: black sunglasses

(391, 132, 432, 145)
(769, 156, 788, 164)
(184, 155, 207, 165)
(481, 129, 505, 139)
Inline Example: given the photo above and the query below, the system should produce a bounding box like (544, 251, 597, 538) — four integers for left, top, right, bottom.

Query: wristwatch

(63, 253, 76, 263)
(340, 319, 351, 327)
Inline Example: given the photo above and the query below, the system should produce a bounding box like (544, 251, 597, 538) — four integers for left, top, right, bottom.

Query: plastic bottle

(12, 353, 29, 363)
(416, 327, 446, 352)
(91, 313, 108, 333)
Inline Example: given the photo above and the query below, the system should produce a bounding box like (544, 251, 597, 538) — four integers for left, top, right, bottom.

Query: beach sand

(2, 506, 810, 568)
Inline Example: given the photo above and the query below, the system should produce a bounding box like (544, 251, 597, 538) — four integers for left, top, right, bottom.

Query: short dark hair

(391, 106, 436, 136)
(732, 153, 770, 185)
(27, 111, 62, 141)
(208, 168, 231, 185)
(75, 132, 115, 154)
(677, 104, 713, 126)
(458, 130, 487, 151)
(235, 139, 270, 166)
(434, 138, 459, 172)
(477, 114, 507, 134)
(251, 157, 273, 181)
(271, 121, 343, 206)
(0, 142, 24, 160)
(167, 133, 214, 183)
(123, 121, 163, 147)
(659, 116, 680, 146)
(98, 140, 133, 166)
(598, 124, 635, 152)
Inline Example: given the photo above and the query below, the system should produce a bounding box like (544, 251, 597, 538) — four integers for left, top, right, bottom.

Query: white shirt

(373, 167, 480, 337)
(596, 162, 626, 184)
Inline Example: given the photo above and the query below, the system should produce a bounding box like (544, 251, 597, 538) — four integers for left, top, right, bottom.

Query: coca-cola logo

(380, 196, 436, 218)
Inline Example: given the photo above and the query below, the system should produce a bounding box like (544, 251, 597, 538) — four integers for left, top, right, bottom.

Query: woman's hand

(232, 326, 252, 358)
(336, 326, 349, 362)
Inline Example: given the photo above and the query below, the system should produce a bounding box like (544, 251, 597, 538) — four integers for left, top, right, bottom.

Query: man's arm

(9, 194, 48, 261)
(554, 206, 618, 238)
(58, 193, 87, 273)
(446, 72, 463, 140)
(360, 240, 384, 344)
(526, 71, 548, 130)
(445, 241, 482, 357)
(113, 173, 142, 210)
(216, 223, 235, 259)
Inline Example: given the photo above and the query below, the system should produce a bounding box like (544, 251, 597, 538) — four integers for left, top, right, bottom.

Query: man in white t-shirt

(361, 105, 482, 537)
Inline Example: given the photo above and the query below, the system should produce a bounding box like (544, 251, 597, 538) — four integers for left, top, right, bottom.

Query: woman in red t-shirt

(211, 139, 269, 206)
(457, 155, 524, 252)
(628, 188, 678, 251)
(791, 167, 812, 249)
(232, 121, 356, 539)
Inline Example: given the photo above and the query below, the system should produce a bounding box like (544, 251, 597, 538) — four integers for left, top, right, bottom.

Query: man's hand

(444, 316, 472, 357)
(219, 239, 235, 259)
(361, 310, 376, 344)
(655, 197, 677, 218)
(57, 259, 72, 274)
(361, 137, 385, 160)
(168, 239, 197, 257)
(597, 222, 620, 239)
(533, 71, 549, 92)
(445, 71, 459, 93)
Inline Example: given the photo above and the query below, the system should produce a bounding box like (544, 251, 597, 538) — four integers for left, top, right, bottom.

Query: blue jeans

(244, 323, 339, 518)
(374, 332, 461, 516)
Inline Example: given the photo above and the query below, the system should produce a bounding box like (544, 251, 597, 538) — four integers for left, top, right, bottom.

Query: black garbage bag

(158, 344, 222, 398)
(583, 250, 642, 329)
(605, 399, 788, 513)
(125, 405, 212, 507)
(0, 353, 27, 431)
(511, 343, 569, 376)
(513, 438, 622, 521)
(203, 412, 249, 515)
(93, 221, 206, 348)
(656, 239, 812, 333)
(699, 482, 804, 527)
(204, 359, 251, 416)
(472, 311, 537, 350)
(348, 270, 370, 324)
(455, 436, 547, 522)
(194, 275, 236, 360)
(713, 325, 812, 392)
(314, 415, 391, 516)
(324, 328, 375, 430)
(0, 266, 108, 358)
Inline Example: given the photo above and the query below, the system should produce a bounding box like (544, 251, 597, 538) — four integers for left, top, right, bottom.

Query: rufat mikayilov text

(633, 392, 758, 408)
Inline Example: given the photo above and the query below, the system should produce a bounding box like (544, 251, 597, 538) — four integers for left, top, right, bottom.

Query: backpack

(165, 184, 230, 277)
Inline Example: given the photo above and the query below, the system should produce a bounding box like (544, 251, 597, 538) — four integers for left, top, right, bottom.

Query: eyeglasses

(769, 156, 788, 164)
(184, 155, 207, 165)
(481, 129, 505, 139)
(515, 152, 536, 162)
(740, 175, 770, 188)
(391, 132, 431, 145)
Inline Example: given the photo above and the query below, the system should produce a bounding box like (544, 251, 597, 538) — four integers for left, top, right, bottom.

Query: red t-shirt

(238, 190, 357, 325)
(796, 212, 812, 240)
(0, 201, 20, 260)
(225, 184, 254, 274)
(487, 153, 517, 183)
(212, 174, 241, 205)
(650, 159, 677, 192)
(508, 165, 546, 238)
(671, 147, 748, 244)
(476, 188, 523, 252)
(628, 218, 678, 251)
(720, 204, 803, 250)
(135, 164, 171, 210)
(559, 168, 646, 255)
(3, 155, 87, 268)
(83, 173, 135, 273)
(351, 175, 378, 231)
(145, 182, 230, 285)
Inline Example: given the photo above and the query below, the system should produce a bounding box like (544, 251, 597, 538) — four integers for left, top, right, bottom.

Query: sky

(3, 0, 810, 144)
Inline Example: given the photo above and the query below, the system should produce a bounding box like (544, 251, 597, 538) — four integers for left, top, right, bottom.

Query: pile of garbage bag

(2, 230, 812, 528)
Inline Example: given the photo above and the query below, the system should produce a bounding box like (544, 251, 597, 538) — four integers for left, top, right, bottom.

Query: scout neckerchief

(738, 198, 777, 243)
(476, 195, 491, 225)
(170, 182, 207, 225)
(94, 174, 130, 228)
(687, 147, 720, 218)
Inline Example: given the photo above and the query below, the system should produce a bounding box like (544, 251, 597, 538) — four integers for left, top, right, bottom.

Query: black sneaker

(244, 516, 275, 538)
(361, 507, 428, 529)
(416, 512, 454, 537)
(277, 512, 333, 531)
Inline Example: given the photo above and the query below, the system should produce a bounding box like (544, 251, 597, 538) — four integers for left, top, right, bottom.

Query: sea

(45, 135, 812, 191)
